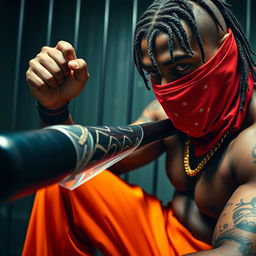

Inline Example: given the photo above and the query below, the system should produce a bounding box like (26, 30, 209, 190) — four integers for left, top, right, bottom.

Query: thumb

(68, 59, 89, 84)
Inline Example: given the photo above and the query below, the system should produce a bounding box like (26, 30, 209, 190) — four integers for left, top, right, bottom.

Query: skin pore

(140, 0, 228, 85)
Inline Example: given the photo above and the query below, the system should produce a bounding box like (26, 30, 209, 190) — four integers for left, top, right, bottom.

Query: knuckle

(36, 53, 44, 60)
(25, 72, 30, 82)
(82, 60, 87, 67)
(57, 40, 72, 49)
(64, 44, 74, 52)
(29, 59, 35, 67)
(41, 46, 50, 52)
(26, 72, 43, 88)
(78, 59, 87, 69)
(57, 40, 66, 45)
(25, 69, 30, 77)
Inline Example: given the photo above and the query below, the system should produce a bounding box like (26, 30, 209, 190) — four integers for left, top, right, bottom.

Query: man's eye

(175, 64, 191, 72)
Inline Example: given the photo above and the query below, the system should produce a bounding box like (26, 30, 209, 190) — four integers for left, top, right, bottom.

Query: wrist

(37, 101, 70, 125)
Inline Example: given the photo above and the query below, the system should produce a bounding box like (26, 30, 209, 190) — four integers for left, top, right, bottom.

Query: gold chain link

(184, 132, 229, 177)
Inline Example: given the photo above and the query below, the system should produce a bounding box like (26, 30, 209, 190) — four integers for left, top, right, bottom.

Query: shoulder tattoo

(251, 146, 256, 164)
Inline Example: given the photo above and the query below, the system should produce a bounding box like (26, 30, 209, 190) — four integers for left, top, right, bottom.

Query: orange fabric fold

(22, 171, 211, 256)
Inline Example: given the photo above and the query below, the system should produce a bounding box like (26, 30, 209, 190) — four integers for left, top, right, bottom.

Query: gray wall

(0, 0, 255, 255)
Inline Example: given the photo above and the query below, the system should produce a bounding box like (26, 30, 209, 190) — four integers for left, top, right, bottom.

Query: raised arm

(26, 44, 171, 174)
(26, 41, 89, 127)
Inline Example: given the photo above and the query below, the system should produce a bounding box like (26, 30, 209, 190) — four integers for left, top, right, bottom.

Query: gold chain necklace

(184, 132, 229, 177)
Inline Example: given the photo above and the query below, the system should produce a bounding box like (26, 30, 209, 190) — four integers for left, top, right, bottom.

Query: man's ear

(218, 32, 229, 47)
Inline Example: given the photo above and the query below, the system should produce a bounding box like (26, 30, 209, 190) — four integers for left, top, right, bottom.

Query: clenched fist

(26, 41, 89, 109)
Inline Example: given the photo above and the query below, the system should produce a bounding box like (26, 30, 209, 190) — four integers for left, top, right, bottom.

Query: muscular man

(23, 0, 256, 255)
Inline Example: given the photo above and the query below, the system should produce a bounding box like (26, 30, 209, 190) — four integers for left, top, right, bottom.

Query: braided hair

(133, 0, 256, 109)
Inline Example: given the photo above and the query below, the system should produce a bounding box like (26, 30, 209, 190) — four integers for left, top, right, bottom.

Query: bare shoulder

(229, 124, 256, 183)
(134, 99, 168, 124)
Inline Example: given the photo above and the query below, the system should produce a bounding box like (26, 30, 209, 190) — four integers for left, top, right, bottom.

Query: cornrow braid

(134, 0, 205, 90)
(134, 28, 150, 88)
(159, 6, 206, 60)
(160, 15, 193, 53)
(160, 14, 193, 53)
(147, 29, 162, 69)
(133, 0, 256, 110)
(209, 0, 256, 109)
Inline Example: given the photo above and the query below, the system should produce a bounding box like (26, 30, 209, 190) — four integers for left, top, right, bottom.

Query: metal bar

(124, 0, 138, 182)
(8, 1, 26, 254)
(11, 0, 25, 132)
(246, 0, 251, 40)
(70, 0, 82, 114)
(97, 0, 110, 125)
(126, 0, 138, 124)
(46, 0, 54, 45)
(74, 0, 81, 50)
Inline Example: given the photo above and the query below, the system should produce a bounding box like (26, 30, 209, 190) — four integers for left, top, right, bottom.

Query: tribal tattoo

(214, 229, 256, 256)
(233, 198, 256, 233)
(252, 146, 256, 164)
(213, 198, 256, 255)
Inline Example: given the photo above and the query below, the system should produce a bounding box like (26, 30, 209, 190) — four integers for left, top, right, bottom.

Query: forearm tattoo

(252, 146, 256, 164)
(213, 198, 256, 255)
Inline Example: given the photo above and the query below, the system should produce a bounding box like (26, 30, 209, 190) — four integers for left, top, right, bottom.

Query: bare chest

(165, 135, 239, 219)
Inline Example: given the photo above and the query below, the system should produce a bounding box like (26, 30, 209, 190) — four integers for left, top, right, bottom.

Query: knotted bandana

(152, 29, 254, 157)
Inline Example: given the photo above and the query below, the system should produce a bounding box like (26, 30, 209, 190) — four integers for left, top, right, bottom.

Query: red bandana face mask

(151, 29, 254, 157)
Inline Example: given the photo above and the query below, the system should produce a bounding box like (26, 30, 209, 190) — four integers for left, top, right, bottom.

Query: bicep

(212, 182, 256, 255)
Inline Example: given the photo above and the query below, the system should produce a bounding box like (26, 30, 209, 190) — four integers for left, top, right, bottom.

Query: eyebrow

(142, 54, 192, 69)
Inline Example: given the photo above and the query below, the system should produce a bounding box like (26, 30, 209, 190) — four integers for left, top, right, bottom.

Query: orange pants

(22, 171, 211, 256)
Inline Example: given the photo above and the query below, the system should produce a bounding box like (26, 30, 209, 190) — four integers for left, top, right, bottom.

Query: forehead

(139, 0, 227, 58)
(140, 22, 196, 57)
(141, 33, 170, 55)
